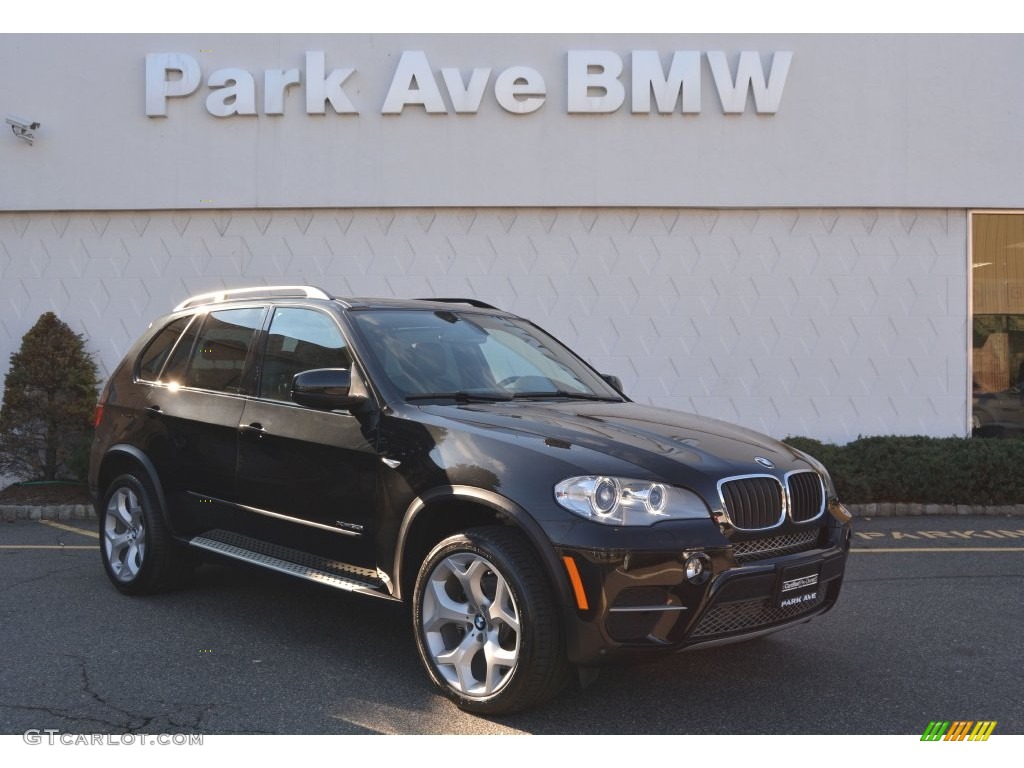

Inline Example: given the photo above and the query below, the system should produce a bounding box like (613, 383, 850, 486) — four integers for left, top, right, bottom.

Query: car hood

(420, 400, 812, 481)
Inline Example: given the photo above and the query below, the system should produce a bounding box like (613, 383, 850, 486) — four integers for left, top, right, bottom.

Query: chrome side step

(190, 530, 395, 600)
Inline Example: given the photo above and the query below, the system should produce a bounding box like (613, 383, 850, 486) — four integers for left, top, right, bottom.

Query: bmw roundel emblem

(755, 456, 775, 469)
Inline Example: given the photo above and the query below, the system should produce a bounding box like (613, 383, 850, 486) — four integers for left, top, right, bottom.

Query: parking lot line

(0, 544, 96, 550)
(37, 520, 99, 539)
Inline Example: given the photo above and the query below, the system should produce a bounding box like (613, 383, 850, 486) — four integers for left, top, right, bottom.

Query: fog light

(685, 553, 711, 584)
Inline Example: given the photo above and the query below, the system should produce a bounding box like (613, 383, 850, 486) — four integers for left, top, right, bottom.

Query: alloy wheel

(419, 551, 520, 698)
(103, 486, 147, 582)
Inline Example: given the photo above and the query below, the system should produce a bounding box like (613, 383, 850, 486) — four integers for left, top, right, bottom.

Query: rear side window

(137, 316, 192, 382)
(182, 308, 264, 394)
(259, 307, 351, 401)
(161, 317, 200, 384)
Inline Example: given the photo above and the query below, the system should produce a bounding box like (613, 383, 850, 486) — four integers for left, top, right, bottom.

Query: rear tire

(412, 526, 569, 714)
(99, 473, 189, 595)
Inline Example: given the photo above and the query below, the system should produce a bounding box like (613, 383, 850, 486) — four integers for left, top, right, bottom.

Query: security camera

(6, 115, 40, 145)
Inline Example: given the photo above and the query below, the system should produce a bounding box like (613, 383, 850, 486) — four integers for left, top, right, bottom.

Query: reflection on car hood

(422, 400, 811, 478)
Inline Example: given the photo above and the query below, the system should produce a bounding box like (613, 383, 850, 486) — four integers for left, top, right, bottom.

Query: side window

(259, 307, 351, 402)
(137, 316, 192, 382)
(161, 316, 200, 384)
(182, 308, 264, 394)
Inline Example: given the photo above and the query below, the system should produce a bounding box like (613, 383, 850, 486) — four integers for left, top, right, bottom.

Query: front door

(233, 306, 379, 567)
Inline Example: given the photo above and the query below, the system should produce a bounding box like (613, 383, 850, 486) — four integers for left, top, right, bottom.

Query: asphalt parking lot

(0, 515, 1021, 735)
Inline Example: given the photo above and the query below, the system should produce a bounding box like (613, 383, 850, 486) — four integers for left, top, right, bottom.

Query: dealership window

(972, 212, 1024, 437)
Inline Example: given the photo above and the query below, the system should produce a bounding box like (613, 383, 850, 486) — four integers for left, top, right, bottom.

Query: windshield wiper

(511, 390, 622, 402)
(405, 391, 514, 403)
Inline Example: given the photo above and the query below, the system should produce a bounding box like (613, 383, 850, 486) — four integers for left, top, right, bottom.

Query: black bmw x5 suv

(90, 285, 852, 714)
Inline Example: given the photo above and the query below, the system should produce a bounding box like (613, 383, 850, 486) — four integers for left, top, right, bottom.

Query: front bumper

(556, 518, 851, 666)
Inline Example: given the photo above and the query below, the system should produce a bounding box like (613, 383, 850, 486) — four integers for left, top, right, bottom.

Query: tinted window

(182, 308, 264, 394)
(161, 317, 200, 384)
(137, 316, 192, 382)
(259, 307, 351, 401)
(352, 309, 619, 398)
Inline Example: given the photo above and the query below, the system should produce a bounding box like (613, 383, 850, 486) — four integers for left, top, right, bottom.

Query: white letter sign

(631, 51, 701, 114)
(707, 51, 792, 114)
(146, 53, 201, 117)
(494, 67, 546, 114)
(382, 51, 447, 114)
(143, 48, 792, 120)
(441, 67, 491, 113)
(206, 68, 257, 117)
(567, 51, 625, 113)
(305, 51, 358, 115)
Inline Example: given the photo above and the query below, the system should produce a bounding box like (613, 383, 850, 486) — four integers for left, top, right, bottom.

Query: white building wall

(3, 35, 1024, 210)
(0, 207, 967, 444)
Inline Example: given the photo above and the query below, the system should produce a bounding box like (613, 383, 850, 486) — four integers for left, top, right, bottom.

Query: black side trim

(101, 445, 171, 530)
(393, 485, 567, 606)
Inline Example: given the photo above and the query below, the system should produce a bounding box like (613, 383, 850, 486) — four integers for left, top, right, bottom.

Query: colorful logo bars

(921, 721, 997, 741)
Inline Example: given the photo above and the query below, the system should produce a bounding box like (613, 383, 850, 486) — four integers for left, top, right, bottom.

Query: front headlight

(554, 476, 709, 526)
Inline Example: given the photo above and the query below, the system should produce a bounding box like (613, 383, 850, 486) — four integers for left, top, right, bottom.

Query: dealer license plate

(776, 567, 820, 609)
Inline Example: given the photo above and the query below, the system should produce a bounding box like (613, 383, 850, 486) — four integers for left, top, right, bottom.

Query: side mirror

(601, 373, 624, 393)
(291, 368, 368, 411)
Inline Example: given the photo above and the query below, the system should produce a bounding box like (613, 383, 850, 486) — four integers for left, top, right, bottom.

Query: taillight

(93, 403, 105, 429)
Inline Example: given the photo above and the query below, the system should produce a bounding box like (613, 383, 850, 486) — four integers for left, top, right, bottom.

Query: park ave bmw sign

(145, 49, 792, 118)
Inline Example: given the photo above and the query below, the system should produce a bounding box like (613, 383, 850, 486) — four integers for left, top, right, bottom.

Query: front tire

(412, 527, 568, 714)
(99, 473, 186, 595)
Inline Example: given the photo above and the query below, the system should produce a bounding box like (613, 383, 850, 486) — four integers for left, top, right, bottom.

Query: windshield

(350, 309, 623, 403)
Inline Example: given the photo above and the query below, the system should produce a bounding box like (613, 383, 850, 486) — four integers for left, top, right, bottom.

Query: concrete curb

(847, 503, 1024, 517)
(1, 504, 95, 522)
(3, 502, 1024, 523)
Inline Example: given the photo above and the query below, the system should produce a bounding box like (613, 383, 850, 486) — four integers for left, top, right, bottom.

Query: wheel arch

(392, 485, 570, 607)
(96, 445, 170, 526)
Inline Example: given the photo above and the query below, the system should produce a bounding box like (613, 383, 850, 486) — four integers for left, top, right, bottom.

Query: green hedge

(783, 436, 1024, 505)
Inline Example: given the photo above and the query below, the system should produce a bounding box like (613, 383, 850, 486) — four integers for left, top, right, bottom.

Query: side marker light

(562, 555, 590, 611)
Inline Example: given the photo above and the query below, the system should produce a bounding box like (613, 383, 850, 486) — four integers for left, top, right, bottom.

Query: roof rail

(416, 297, 501, 310)
(173, 285, 332, 312)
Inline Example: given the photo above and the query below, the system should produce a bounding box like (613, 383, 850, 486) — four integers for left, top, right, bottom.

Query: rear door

(144, 305, 266, 533)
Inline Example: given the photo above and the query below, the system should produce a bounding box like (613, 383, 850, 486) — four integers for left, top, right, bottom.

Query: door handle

(145, 405, 162, 417)
(239, 422, 265, 437)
